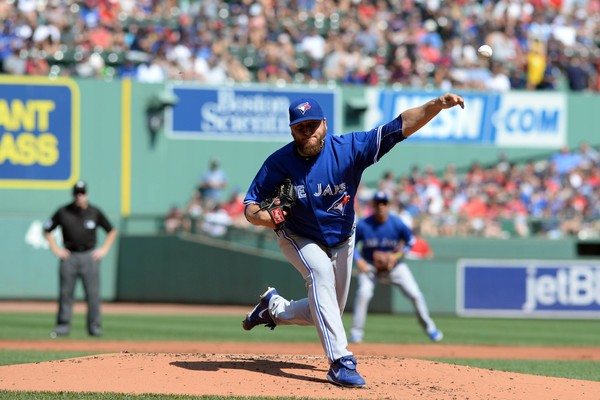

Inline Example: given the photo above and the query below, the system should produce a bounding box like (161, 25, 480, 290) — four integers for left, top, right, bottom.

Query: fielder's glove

(372, 250, 389, 271)
(257, 178, 297, 229)
(373, 250, 397, 271)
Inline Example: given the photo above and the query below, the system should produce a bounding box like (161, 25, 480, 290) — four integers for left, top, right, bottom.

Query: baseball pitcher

(242, 94, 464, 388)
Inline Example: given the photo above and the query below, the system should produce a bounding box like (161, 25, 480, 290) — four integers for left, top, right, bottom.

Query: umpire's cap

(289, 98, 324, 126)
(73, 180, 87, 195)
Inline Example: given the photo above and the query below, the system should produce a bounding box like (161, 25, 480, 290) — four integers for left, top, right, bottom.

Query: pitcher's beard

(297, 135, 325, 157)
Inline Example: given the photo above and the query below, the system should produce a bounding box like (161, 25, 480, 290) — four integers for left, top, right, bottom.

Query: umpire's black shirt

(44, 203, 114, 252)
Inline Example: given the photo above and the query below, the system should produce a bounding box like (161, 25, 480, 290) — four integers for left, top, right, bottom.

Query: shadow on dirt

(171, 357, 329, 384)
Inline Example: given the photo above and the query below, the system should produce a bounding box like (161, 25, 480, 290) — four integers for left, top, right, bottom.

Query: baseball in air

(478, 45, 493, 58)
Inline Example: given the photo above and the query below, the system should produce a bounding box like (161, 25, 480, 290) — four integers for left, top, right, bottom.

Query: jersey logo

(314, 182, 347, 197)
(296, 102, 311, 114)
(327, 193, 351, 216)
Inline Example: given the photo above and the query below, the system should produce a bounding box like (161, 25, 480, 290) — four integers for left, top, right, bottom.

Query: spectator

(299, 28, 326, 62)
(201, 203, 232, 237)
(551, 146, 582, 176)
(183, 191, 204, 233)
(355, 141, 600, 239)
(198, 159, 228, 208)
(137, 57, 167, 83)
(406, 225, 434, 260)
(3, 47, 26, 75)
(564, 55, 593, 91)
(527, 39, 547, 90)
(576, 141, 600, 170)
(0, 0, 597, 91)
(164, 205, 184, 234)
(221, 188, 247, 227)
(195, 54, 228, 83)
(486, 62, 511, 92)
(536, 64, 559, 90)
(378, 170, 397, 198)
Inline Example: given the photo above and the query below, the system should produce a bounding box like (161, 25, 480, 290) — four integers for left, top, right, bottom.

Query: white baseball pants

(350, 262, 437, 342)
(269, 228, 355, 363)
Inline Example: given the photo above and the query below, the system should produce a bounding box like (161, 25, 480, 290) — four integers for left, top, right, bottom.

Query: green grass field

(1, 310, 599, 399)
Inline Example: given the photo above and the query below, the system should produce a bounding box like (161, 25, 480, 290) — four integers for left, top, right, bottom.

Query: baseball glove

(373, 250, 397, 271)
(257, 178, 297, 229)
(372, 250, 389, 271)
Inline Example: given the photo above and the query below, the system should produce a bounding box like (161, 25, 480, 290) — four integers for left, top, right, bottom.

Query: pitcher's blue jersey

(244, 116, 405, 247)
(354, 214, 415, 264)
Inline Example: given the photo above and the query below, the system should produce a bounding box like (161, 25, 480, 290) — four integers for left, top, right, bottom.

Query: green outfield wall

(1, 76, 599, 309)
(114, 233, 583, 314)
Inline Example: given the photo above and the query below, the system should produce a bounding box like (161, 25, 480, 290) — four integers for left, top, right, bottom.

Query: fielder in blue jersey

(242, 93, 464, 388)
(350, 191, 442, 344)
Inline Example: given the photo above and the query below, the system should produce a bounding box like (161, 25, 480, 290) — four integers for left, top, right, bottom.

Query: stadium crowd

(165, 141, 600, 240)
(3, 0, 598, 239)
(355, 142, 600, 240)
(1, 0, 599, 91)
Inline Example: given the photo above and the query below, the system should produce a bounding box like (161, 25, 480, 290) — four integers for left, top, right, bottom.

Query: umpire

(43, 180, 117, 337)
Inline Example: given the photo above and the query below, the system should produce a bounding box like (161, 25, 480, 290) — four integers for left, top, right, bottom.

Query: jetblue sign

(166, 86, 337, 141)
(364, 89, 566, 148)
(457, 259, 600, 318)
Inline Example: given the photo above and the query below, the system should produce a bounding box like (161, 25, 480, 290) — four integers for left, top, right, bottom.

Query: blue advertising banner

(457, 259, 600, 318)
(165, 85, 338, 140)
(363, 89, 566, 148)
(0, 77, 79, 189)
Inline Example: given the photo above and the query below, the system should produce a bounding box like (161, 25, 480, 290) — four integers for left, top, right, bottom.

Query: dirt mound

(2, 302, 599, 399)
(0, 344, 600, 400)
(1, 351, 599, 399)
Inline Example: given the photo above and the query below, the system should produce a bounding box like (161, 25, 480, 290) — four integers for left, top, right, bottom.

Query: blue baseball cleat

(427, 329, 444, 342)
(326, 355, 366, 388)
(242, 287, 278, 331)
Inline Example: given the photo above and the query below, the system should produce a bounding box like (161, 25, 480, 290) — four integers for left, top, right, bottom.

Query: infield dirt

(1, 302, 599, 399)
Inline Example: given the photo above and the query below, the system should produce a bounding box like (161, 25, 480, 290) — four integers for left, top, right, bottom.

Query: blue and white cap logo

(289, 98, 324, 126)
(296, 102, 311, 114)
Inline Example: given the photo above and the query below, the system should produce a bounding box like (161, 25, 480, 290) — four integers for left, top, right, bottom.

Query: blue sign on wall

(0, 77, 79, 189)
(457, 259, 600, 318)
(364, 89, 566, 148)
(166, 85, 338, 140)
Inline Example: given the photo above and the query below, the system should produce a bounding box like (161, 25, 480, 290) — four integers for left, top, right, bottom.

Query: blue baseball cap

(372, 191, 389, 203)
(289, 98, 324, 126)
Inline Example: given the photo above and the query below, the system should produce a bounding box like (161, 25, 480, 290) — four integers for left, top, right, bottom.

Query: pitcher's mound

(1, 353, 599, 399)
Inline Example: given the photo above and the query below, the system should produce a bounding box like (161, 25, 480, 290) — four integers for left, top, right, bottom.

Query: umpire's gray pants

(56, 250, 101, 334)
